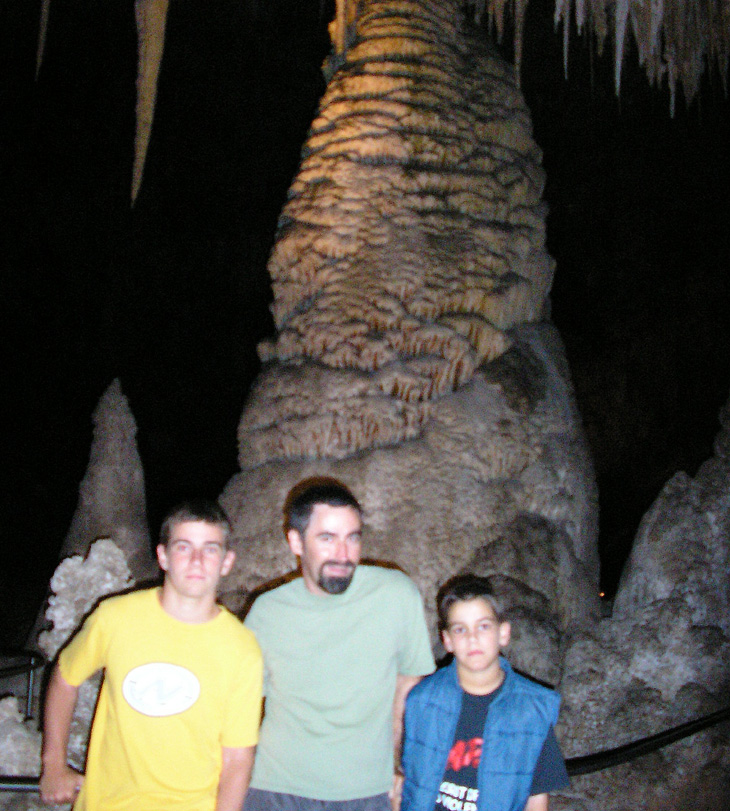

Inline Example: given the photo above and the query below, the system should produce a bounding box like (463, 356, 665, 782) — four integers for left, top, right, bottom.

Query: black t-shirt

(434, 687, 569, 811)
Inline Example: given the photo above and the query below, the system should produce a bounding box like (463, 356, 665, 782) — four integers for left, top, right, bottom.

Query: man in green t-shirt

(244, 479, 435, 811)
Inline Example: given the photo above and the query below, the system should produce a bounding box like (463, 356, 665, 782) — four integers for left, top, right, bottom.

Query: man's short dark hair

(284, 478, 362, 536)
(437, 573, 505, 630)
(159, 499, 232, 547)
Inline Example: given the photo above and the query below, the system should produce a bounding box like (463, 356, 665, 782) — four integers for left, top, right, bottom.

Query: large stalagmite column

(221, 0, 600, 684)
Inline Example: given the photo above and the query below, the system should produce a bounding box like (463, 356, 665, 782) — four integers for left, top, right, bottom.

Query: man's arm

(390, 674, 422, 811)
(392, 674, 421, 766)
(39, 664, 84, 805)
(524, 793, 549, 811)
(215, 745, 256, 811)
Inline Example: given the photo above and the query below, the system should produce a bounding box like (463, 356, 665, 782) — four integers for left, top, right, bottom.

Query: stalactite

(132, 0, 170, 204)
(35, 0, 51, 79)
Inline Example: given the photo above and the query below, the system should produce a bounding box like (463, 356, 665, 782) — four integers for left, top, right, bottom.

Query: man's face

(157, 520, 235, 601)
(287, 504, 362, 596)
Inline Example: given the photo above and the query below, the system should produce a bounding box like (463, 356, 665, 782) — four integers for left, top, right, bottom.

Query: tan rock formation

(225, 324, 600, 685)
(242, 0, 553, 465)
(26, 379, 153, 651)
(132, 0, 170, 202)
(58, 380, 155, 583)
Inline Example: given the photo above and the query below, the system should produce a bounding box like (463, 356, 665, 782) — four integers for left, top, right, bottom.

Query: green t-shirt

(245, 566, 435, 800)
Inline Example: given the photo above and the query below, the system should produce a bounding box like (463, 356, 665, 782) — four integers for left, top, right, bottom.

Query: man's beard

(318, 562, 356, 594)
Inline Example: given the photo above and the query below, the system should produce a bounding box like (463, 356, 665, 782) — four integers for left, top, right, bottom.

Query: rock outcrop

(552, 394, 730, 810)
(225, 323, 599, 683)
(25, 380, 153, 651)
(58, 380, 154, 582)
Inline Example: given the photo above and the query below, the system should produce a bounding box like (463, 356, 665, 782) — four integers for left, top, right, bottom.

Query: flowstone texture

(224, 323, 599, 685)
(225, 2, 600, 688)
(243, 0, 555, 465)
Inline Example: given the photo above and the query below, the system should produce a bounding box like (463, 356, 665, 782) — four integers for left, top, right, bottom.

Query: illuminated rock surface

(57, 380, 153, 582)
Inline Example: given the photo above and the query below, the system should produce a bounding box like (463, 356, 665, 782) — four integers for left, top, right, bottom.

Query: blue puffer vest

(401, 657, 560, 811)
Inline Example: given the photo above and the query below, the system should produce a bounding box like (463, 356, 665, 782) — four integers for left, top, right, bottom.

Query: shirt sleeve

(529, 725, 570, 795)
(58, 601, 111, 686)
(243, 599, 270, 696)
(219, 632, 264, 748)
(397, 576, 436, 676)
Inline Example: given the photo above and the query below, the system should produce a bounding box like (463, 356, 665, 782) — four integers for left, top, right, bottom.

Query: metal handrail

(0, 776, 40, 793)
(1, 705, 728, 792)
(565, 704, 730, 776)
(0, 648, 46, 720)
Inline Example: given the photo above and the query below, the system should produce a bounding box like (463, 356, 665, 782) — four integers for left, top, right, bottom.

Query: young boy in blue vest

(400, 574, 569, 811)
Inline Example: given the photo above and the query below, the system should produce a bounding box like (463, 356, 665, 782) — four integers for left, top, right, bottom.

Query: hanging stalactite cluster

(465, 0, 729, 112)
(34, 0, 729, 202)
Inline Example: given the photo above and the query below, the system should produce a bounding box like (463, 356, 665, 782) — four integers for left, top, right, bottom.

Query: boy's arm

(524, 793, 549, 811)
(215, 745, 256, 811)
(39, 664, 84, 805)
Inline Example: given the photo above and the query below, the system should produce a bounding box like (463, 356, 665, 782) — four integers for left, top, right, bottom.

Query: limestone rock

(59, 379, 154, 583)
(227, 1, 599, 690)
(554, 394, 730, 810)
(0, 699, 45, 811)
(38, 539, 133, 661)
(226, 323, 599, 685)
(0, 698, 41, 776)
(612, 395, 730, 634)
(243, 0, 554, 463)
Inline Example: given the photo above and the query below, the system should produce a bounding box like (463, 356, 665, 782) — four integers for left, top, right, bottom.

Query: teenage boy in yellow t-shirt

(40, 499, 263, 811)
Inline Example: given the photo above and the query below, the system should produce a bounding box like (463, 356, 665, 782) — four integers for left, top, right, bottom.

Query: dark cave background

(2, 0, 729, 647)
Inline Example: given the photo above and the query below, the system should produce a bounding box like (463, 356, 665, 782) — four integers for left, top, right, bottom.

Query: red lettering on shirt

(445, 737, 482, 771)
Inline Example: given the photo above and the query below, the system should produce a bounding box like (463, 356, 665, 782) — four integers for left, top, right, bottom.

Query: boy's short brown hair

(436, 573, 505, 630)
(159, 499, 232, 547)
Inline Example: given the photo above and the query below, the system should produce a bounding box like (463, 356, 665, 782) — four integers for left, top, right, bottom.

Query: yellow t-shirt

(59, 587, 263, 811)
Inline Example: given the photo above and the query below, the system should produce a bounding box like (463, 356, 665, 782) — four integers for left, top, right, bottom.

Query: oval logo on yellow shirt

(122, 663, 201, 716)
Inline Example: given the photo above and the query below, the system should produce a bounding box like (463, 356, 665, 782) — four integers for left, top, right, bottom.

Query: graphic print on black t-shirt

(434, 691, 494, 811)
(433, 682, 570, 811)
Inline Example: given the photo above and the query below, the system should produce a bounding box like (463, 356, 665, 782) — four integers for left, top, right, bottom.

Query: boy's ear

(441, 629, 454, 653)
(221, 549, 235, 576)
(499, 621, 511, 647)
(287, 529, 304, 556)
(156, 544, 169, 572)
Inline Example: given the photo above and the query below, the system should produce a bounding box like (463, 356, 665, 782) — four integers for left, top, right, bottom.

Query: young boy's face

(157, 520, 235, 602)
(442, 597, 511, 676)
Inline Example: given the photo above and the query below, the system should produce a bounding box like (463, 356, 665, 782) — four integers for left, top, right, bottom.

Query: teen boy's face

(287, 503, 362, 596)
(157, 520, 235, 601)
(442, 598, 511, 676)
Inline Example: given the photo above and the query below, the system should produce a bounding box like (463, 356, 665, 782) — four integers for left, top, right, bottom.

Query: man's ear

(221, 549, 235, 576)
(287, 529, 303, 556)
(499, 621, 511, 648)
(441, 630, 454, 654)
(156, 544, 169, 572)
